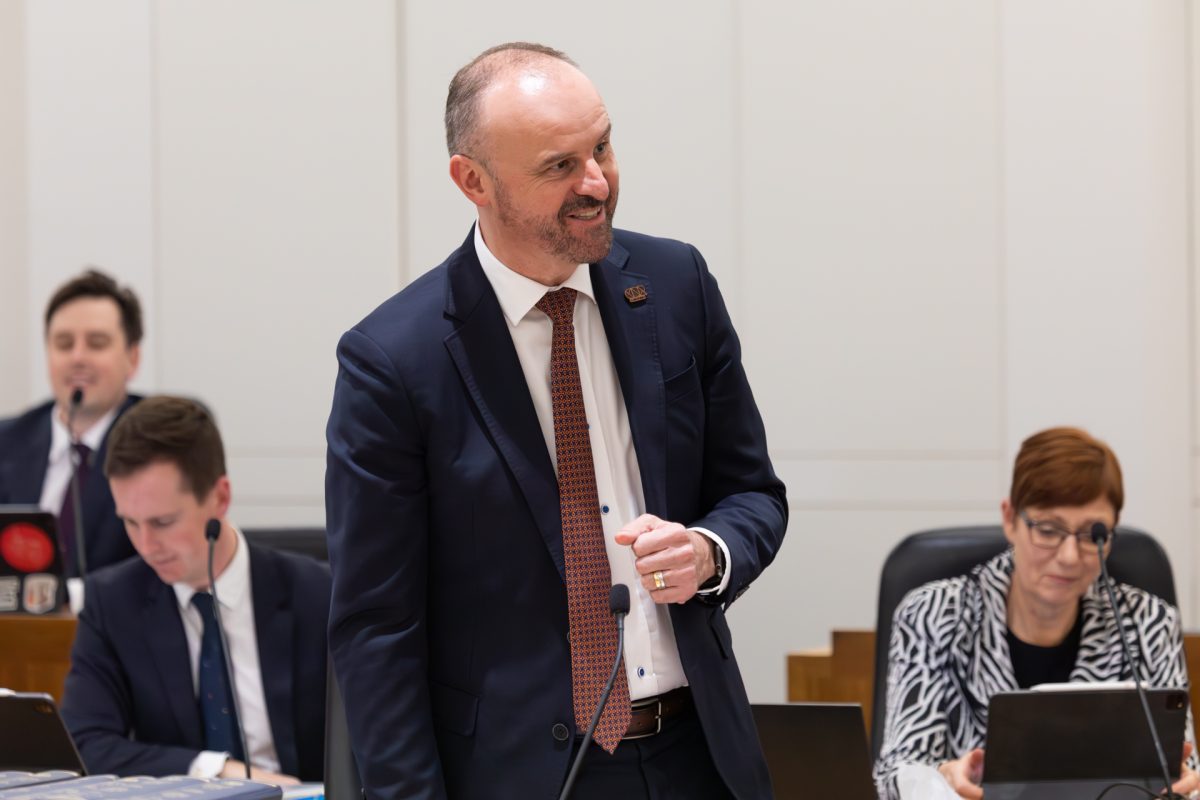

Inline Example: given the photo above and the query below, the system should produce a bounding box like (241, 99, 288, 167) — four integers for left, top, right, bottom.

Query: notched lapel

(443, 242, 566, 580)
(591, 246, 668, 514)
(143, 585, 203, 747)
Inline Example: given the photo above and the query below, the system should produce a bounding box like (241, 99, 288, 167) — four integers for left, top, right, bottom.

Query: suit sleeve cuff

(188, 750, 229, 778)
(689, 527, 732, 595)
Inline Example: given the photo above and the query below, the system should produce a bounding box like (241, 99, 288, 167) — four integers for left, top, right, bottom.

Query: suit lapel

(590, 243, 667, 513)
(249, 546, 299, 776)
(142, 579, 203, 747)
(5, 406, 52, 503)
(443, 232, 566, 579)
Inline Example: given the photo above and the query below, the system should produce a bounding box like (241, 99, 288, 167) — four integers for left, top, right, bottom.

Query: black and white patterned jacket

(873, 549, 1195, 799)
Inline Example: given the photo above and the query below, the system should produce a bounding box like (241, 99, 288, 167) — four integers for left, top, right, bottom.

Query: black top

(1006, 608, 1085, 689)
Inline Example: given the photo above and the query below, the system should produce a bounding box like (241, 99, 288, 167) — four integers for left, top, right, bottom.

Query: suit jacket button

(551, 723, 570, 742)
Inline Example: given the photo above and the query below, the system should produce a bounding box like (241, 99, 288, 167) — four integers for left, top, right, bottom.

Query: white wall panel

(1003, 1, 1193, 615)
(25, 0, 156, 398)
(739, 1, 1003, 458)
(154, 0, 401, 525)
(0, 0, 29, 413)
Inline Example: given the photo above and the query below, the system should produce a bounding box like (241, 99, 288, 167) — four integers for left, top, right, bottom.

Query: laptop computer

(982, 686, 1188, 799)
(0, 507, 65, 614)
(752, 703, 877, 800)
(0, 691, 86, 773)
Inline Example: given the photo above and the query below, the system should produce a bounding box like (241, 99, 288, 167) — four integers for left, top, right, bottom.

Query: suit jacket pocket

(431, 681, 479, 737)
(664, 355, 700, 403)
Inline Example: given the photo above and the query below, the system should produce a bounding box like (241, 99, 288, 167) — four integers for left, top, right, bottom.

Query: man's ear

(449, 154, 492, 208)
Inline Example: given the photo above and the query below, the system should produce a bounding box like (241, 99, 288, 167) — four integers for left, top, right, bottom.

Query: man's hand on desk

(220, 759, 300, 786)
(937, 748, 983, 799)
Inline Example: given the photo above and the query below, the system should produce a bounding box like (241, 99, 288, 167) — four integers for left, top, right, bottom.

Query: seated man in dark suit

(0, 269, 143, 580)
(60, 396, 330, 785)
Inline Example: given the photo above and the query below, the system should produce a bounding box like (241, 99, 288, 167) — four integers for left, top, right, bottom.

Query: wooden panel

(791, 630, 1200, 744)
(0, 613, 77, 703)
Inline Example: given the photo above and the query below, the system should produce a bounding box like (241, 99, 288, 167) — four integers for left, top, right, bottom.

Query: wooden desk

(0, 612, 77, 703)
(789, 629, 1200, 743)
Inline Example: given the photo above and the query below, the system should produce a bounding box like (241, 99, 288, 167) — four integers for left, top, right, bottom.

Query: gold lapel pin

(624, 285, 648, 306)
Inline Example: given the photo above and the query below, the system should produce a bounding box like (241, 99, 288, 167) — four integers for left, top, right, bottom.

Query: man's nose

(575, 159, 609, 200)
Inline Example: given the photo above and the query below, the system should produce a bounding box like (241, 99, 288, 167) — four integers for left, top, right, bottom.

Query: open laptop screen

(983, 686, 1187, 800)
(0, 691, 86, 773)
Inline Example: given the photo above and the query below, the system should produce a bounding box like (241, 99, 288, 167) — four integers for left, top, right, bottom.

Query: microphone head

(204, 519, 222, 542)
(1090, 522, 1110, 545)
(69, 388, 83, 407)
(609, 584, 630, 615)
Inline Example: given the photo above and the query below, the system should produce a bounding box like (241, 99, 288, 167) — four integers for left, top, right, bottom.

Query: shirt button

(551, 723, 571, 742)
(601, 505, 610, 514)
(637, 666, 646, 678)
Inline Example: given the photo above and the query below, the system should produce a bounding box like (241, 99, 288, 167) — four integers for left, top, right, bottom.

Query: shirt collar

(173, 526, 251, 613)
(473, 221, 595, 326)
(49, 403, 121, 463)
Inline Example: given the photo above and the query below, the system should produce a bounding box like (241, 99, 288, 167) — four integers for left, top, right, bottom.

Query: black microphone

(1091, 523, 1183, 799)
(65, 388, 88, 579)
(205, 518, 251, 779)
(558, 584, 630, 800)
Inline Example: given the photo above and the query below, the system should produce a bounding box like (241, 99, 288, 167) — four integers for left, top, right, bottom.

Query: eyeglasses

(1018, 512, 1113, 554)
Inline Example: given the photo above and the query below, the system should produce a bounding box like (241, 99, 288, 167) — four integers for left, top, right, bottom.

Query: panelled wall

(3, 0, 1197, 702)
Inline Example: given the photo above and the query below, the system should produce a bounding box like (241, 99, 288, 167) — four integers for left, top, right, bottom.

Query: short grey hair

(444, 42, 578, 159)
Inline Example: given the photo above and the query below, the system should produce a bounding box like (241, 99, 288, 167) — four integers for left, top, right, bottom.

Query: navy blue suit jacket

(326, 228, 788, 800)
(60, 543, 331, 780)
(0, 395, 141, 576)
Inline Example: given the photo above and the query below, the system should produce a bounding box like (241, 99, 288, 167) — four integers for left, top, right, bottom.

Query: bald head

(445, 42, 580, 161)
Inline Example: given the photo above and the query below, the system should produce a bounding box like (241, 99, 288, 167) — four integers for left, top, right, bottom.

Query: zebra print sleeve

(873, 579, 972, 800)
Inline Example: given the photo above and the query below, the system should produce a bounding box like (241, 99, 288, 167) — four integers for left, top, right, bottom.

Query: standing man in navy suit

(326, 43, 787, 800)
(60, 396, 329, 784)
(0, 269, 143, 580)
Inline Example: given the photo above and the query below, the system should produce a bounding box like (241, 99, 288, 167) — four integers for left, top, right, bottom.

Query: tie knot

(191, 591, 216, 619)
(535, 288, 577, 326)
(71, 442, 91, 463)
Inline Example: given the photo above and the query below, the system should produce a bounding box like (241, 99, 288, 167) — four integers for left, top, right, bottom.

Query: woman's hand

(1170, 742, 1199, 797)
(937, 748, 985, 799)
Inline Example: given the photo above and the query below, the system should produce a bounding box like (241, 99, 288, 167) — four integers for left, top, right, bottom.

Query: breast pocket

(664, 355, 700, 404)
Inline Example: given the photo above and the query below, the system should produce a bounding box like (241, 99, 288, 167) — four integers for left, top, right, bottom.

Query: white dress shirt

(173, 528, 280, 777)
(474, 223, 732, 701)
(37, 405, 119, 516)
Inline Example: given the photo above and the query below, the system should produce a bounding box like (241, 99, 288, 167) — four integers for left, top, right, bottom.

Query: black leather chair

(242, 527, 328, 562)
(324, 654, 364, 799)
(869, 525, 1175, 759)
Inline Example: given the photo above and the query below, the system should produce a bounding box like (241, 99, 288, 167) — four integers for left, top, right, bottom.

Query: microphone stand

(206, 518, 251, 780)
(66, 389, 88, 579)
(1092, 523, 1183, 800)
(558, 585, 630, 800)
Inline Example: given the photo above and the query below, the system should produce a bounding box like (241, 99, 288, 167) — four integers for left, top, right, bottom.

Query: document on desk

(282, 784, 324, 799)
(897, 763, 961, 800)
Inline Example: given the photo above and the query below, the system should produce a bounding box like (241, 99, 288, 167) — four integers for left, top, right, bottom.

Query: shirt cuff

(689, 526, 732, 595)
(188, 750, 230, 778)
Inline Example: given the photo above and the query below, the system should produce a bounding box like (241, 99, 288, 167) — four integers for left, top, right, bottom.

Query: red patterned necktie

(535, 287, 631, 753)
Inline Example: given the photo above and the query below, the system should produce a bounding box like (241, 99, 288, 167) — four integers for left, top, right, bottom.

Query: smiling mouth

(567, 207, 604, 222)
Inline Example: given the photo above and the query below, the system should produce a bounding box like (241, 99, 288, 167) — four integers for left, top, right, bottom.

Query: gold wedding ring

(653, 570, 667, 590)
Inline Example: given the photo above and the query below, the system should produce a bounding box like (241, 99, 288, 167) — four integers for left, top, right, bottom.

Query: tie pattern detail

(57, 442, 91, 577)
(535, 287, 631, 753)
(192, 591, 245, 761)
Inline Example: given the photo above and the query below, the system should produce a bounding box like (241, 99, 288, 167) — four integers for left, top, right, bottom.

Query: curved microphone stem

(1095, 525, 1181, 799)
(66, 390, 87, 579)
(207, 521, 251, 780)
(558, 585, 630, 800)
